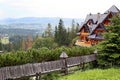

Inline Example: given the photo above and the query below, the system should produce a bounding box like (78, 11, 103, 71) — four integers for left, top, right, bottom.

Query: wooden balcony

(75, 40, 91, 47)
(81, 32, 89, 36)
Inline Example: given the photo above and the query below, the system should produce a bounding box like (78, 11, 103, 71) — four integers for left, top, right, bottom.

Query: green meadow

(0, 37, 9, 45)
(59, 68, 120, 80)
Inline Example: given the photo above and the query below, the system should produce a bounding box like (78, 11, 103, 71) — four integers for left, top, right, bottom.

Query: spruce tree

(54, 19, 69, 46)
(58, 19, 65, 46)
(71, 19, 76, 39)
(54, 26, 58, 43)
(98, 14, 120, 68)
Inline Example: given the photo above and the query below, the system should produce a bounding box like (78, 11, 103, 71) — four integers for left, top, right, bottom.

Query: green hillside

(59, 68, 120, 80)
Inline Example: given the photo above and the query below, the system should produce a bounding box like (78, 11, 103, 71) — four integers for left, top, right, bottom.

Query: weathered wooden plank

(41, 60, 62, 74)
(27, 64, 35, 76)
(11, 66, 18, 78)
(14, 66, 21, 78)
(0, 69, 4, 79)
(23, 64, 28, 76)
(82, 54, 96, 63)
(83, 54, 96, 63)
(2, 68, 7, 80)
(67, 56, 80, 67)
(0, 68, 4, 80)
(32, 63, 41, 74)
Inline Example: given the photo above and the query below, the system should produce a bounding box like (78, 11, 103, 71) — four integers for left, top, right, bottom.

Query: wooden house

(75, 5, 120, 47)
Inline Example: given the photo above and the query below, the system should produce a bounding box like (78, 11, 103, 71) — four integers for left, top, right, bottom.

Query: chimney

(97, 12, 101, 19)
(97, 13, 101, 20)
(89, 13, 92, 16)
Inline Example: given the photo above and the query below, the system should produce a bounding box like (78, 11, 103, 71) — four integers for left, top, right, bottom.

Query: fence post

(35, 73, 39, 80)
(93, 49, 98, 68)
(39, 72, 41, 80)
(79, 57, 83, 70)
(81, 62, 85, 71)
(60, 51, 68, 75)
(36, 73, 41, 80)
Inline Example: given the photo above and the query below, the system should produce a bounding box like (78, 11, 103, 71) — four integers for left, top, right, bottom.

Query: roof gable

(78, 23, 85, 32)
(85, 13, 109, 24)
(98, 13, 109, 23)
(89, 24, 98, 34)
(90, 23, 106, 35)
(105, 5, 120, 13)
(79, 24, 89, 32)
(85, 14, 98, 24)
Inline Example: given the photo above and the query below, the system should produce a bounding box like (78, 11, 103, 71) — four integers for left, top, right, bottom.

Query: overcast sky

(0, 0, 120, 19)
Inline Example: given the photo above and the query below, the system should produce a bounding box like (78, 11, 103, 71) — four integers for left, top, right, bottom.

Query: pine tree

(98, 14, 120, 68)
(71, 19, 76, 39)
(57, 19, 64, 45)
(54, 26, 58, 42)
(54, 19, 69, 46)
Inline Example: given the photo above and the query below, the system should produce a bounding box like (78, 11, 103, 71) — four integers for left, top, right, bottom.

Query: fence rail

(0, 54, 97, 80)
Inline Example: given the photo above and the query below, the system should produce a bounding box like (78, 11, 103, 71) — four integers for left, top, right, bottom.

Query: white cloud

(0, 10, 5, 19)
(0, 0, 120, 18)
(0, 0, 4, 3)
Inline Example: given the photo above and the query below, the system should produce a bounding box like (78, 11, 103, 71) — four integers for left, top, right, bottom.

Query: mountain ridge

(0, 17, 83, 27)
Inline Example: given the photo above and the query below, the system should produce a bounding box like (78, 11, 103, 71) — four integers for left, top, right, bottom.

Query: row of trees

(33, 19, 79, 49)
(54, 19, 79, 46)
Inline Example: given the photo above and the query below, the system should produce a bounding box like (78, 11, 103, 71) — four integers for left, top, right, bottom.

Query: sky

(0, 0, 120, 19)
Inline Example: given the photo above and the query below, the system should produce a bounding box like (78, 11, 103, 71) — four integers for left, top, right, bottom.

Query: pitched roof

(85, 14, 98, 24)
(88, 34, 104, 40)
(89, 24, 98, 34)
(88, 34, 96, 39)
(85, 13, 109, 24)
(98, 13, 109, 23)
(79, 23, 89, 32)
(78, 23, 84, 32)
(78, 22, 106, 35)
(96, 35, 104, 40)
(89, 23, 106, 35)
(105, 5, 120, 13)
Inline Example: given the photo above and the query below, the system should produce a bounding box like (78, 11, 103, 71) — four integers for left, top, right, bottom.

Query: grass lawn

(59, 68, 120, 80)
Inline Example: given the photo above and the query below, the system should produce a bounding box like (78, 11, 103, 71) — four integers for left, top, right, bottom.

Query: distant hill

(0, 17, 83, 27)
(0, 17, 83, 36)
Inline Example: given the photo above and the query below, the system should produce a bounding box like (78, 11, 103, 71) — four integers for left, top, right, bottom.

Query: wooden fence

(0, 54, 97, 80)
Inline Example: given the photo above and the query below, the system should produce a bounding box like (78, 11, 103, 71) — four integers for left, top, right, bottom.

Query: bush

(0, 46, 94, 67)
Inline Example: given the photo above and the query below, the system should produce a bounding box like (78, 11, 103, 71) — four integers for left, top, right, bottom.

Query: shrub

(0, 46, 94, 67)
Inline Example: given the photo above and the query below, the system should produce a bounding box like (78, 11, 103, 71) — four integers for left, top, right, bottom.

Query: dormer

(87, 19, 93, 26)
